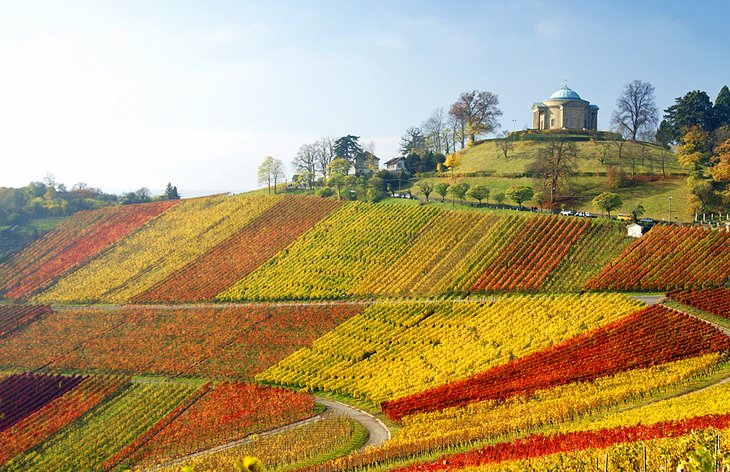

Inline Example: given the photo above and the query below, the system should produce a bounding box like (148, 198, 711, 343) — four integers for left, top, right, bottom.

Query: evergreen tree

(663, 90, 715, 142)
(163, 182, 180, 200)
(714, 85, 730, 129)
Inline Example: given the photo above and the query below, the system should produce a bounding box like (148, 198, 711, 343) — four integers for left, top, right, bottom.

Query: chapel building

(532, 85, 599, 131)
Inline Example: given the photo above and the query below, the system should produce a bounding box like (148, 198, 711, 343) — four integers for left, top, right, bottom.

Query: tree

(327, 158, 351, 199)
(314, 137, 336, 179)
(677, 125, 712, 176)
(271, 158, 286, 193)
(293, 143, 318, 189)
(527, 137, 578, 209)
(663, 90, 715, 142)
(494, 192, 505, 205)
(610, 80, 659, 141)
(592, 192, 622, 218)
(334, 135, 364, 165)
(120, 188, 151, 205)
(449, 90, 503, 146)
(506, 185, 533, 208)
(435, 182, 450, 203)
(400, 127, 426, 156)
(422, 108, 446, 154)
(162, 182, 180, 200)
(710, 139, 730, 182)
(444, 153, 462, 180)
(609, 129, 628, 161)
(534, 191, 548, 210)
(417, 181, 434, 202)
(467, 184, 489, 204)
(630, 203, 645, 222)
(714, 85, 730, 129)
(258, 156, 285, 194)
(495, 131, 514, 159)
(448, 107, 467, 150)
(449, 182, 470, 204)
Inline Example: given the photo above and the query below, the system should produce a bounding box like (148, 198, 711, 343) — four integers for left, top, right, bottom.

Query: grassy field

(457, 138, 683, 176)
(408, 174, 691, 222)
(400, 137, 693, 221)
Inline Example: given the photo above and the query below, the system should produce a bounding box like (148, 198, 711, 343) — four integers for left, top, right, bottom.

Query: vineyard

(0, 303, 361, 378)
(2, 192, 730, 471)
(585, 224, 730, 292)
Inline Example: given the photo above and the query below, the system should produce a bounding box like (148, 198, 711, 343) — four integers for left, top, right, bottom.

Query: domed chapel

(532, 83, 599, 131)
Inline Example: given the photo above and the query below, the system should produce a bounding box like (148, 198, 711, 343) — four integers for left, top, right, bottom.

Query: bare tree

(400, 127, 426, 155)
(447, 112, 466, 151)
(422, 108, 446, 153)
(449, 90, 503, 146)
(495, 130, 514, 159)
(293, 143, 318, 189)
(527, 138, 579, 209)
(271, 158, 286, 193)
(314, 137, 336, 180)
(610, 80, 659, 141)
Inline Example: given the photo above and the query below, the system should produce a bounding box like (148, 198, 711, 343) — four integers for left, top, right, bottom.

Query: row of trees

(416, 181, 535, 208)
(400, 90, 503, 159)
(0, 176, 180, 226)
(668, 87, 730, 214)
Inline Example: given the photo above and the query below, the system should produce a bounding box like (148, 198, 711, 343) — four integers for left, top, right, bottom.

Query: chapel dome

(550, 85, 581, 100)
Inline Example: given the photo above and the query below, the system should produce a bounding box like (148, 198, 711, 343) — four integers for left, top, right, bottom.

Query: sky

(1, 0, 729, 196)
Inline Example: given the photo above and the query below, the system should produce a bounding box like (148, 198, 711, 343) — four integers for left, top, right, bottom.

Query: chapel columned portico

(532, 85, 599, 131)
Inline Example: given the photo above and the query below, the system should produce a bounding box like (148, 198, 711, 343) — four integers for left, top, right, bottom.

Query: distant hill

(409, 134, 691, 221)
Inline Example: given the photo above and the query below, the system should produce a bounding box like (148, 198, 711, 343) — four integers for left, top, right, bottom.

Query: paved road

(316, 397, 391, 448)
(631, 294, 665, 305)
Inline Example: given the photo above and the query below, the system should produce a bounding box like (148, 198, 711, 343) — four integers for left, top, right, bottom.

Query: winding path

(141, 396, 390, 471)
(314, 397, 391, 448)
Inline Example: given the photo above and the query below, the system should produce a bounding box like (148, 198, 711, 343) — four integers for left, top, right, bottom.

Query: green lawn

(408, 175, 692, 222)
(456, 139, 683, 176)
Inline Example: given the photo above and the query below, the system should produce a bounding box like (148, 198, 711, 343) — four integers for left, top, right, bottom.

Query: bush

(318, 187, 335, 198)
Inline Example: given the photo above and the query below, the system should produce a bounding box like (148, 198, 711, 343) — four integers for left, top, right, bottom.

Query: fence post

(717, 433, 721, 472)
(643, 445, 647, 472)
(605, 452, 609, 472)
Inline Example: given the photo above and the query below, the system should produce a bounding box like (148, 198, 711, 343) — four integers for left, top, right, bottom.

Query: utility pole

(668, 196, 672, 225)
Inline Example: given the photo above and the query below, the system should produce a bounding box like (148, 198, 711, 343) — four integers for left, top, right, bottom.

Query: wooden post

(717, 433, 721, 472)
(605, 452, 609, 472)
(643, 445, 647, 472)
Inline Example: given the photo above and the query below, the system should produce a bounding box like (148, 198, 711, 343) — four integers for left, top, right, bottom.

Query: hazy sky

(1, 1, 729, 196)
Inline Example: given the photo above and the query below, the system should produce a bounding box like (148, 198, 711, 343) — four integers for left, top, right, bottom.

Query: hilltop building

(354, 152, 380, 176)
(532, 85, 599, 131)
(384, 156, 408, 173)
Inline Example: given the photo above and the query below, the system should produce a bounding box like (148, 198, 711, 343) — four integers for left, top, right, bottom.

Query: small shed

(627, 223, 643, 238)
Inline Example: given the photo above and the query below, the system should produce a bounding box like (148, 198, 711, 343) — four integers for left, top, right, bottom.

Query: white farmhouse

(627, 223, 643, 238)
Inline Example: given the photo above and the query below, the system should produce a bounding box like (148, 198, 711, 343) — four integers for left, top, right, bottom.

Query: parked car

(639, 217, 656, 227)
(617, 213, 633, 222)
(575, 211, 595, 218)
(559, 209, 574, 216)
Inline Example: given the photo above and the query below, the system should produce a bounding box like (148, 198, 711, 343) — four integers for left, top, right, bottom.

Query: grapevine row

(382, 305, 730, 420)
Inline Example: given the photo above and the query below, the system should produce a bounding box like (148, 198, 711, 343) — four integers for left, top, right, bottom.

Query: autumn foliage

(668, 287, 730, 320)
(382, 305, 730, 420)
(0, 375, 126, 465)
(133, 383, 315, 467)
(585, 225, 730, 291)
(391, 414, 730, 471)
(0, 304, 361, 379)
(0, 200, 177, 299)
(133, 195, 342, 302)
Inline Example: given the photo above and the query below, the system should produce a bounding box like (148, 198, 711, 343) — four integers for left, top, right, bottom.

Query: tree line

(0, 176, 181, 227)
(663, 86, 730, 216)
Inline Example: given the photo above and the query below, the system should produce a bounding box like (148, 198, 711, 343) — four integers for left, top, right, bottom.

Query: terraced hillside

(3, 192, 730, 471)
